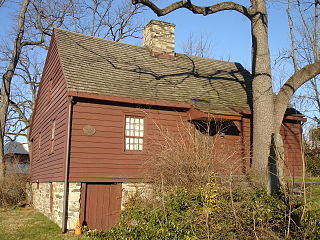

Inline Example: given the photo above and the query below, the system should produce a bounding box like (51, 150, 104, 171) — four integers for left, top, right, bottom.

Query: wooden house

(4, 141, 29, 174)
(30, 20, 305, 231)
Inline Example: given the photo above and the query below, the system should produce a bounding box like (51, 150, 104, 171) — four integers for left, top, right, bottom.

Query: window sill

(123, 150, 145, 155)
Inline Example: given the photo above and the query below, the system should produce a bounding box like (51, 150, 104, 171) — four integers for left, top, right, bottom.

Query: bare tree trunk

(0, 0, 31, 178)
(269, 133, 285, 193)
(250, 0, 274, 192)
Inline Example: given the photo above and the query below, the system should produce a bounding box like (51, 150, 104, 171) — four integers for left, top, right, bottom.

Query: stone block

(32, 182, 81, 230)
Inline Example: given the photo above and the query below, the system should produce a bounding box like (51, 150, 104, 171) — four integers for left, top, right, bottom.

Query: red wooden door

(83, 183, 122, 230)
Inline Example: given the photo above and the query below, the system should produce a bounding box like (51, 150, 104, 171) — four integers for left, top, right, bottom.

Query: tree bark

(0, 0, 31, 178)
(269, 133, 285, 193)
(249, 1, 274, 191)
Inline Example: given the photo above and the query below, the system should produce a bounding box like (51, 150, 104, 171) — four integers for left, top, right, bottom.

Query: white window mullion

(125, 116, 144, 151)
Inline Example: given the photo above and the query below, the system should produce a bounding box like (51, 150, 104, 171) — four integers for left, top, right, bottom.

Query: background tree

(0, 0, 34, 178)
(132, 0, 320, 193)
(0, 0, 77, 177)
(182, 33, 213, 58)
(281, 0, 320, 127)
(70, 0, 145, 40)
(0, 0, 145, 177)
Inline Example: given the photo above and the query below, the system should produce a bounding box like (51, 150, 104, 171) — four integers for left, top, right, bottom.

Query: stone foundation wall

(121, 183, 152, 209)
(31, 182, 81, 230)
(32, 182, 153, 230)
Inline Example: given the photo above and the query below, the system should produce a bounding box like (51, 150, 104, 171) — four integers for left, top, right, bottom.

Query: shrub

(0, 174, 30, 207)
(305, 153, 320, 176)
(145, 120, 224, 191)
(304, 143, 320, 176)
(83, 182, 318, 240)
(300, 212, 320, 239)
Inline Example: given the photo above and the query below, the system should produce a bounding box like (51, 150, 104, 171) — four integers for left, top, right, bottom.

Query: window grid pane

(125, 116, 144, 150)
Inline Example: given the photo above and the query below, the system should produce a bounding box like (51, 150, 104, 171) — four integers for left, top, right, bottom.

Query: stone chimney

(143, 20, 175, 56)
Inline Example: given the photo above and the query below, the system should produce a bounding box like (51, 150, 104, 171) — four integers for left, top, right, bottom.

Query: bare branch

(279, 62, 320, 100)
(0, 0, 6, 8)
(132, 0, 253, 19)
(287, 0, 299, 72)
(275, 61, 320, 130)
(9, 99, 29, 125)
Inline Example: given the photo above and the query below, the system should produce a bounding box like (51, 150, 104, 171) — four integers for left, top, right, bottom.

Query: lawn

(0, 207, 90, 240)
(284, 176, 320, 213)
(309, 185, 320, 213)
(284, 176, 320, 183)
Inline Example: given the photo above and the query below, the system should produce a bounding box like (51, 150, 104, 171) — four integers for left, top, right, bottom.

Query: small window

(50, 120, 55, 154)
(125, 116, 144, 150)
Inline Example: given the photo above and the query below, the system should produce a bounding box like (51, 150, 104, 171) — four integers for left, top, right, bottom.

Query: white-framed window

(125, 116, 144, 150)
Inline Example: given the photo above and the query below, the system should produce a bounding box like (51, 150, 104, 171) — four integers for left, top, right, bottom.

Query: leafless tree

(0, 0, 33, 178)
(69, 0, 145, 40)
(282, 1, 320, 127)
(6, 0, 145, 142)
(132, 0, 320, 193)
(0, 0, 145, 178)
(6, 53, 42, 143)
(182, 33, 213, 58)
(0, 0, 75, 178)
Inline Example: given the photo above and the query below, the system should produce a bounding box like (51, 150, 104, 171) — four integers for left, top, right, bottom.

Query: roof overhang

(68, 91, 243, 121)
(68, 91, 305, 122)
(231, 108, 307, 122)
(187, 107, 242, 121)
(68, 91, 192, 109)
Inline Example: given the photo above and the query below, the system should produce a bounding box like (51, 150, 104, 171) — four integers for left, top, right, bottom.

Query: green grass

(309, 185, 320, 213)
(0, 207, 90, 240)
(284, 176, 320, 182)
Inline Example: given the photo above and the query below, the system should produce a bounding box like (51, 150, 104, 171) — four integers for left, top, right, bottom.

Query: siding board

(69, 101, 250, 181)
(30, 35, 68, 182)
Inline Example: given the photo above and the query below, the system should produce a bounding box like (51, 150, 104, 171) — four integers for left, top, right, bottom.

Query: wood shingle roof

(55, 28, 252, 116)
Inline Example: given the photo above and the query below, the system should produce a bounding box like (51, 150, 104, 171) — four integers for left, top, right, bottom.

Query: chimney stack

(143, 20, 175, 56)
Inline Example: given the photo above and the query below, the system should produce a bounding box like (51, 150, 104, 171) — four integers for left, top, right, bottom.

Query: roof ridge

(54, 28, 145, 51)
(177, 53, 240, 66)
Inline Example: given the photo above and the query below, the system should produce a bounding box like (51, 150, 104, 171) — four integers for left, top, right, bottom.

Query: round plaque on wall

(83, 125, 96, 136)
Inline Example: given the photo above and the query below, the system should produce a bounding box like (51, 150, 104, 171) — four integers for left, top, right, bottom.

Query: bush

(306, 154, 320, 176)
(0, 174, 30, 207)
(83, 181, 318, 240)
(145, 120, 221, 191)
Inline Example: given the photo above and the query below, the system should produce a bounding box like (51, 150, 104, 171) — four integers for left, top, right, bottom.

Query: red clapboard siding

(69, 102, 190, 182)
(68, 100, 249, 181)
(30, 35, 68, 182)
(241, 117, 303, 177)
(281, 122, 303, 176)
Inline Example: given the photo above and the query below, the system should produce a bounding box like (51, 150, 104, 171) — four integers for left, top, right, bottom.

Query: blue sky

(0, 0, 310, 141)
(138, 1, 291, 73)
(0, 0, 291, 73)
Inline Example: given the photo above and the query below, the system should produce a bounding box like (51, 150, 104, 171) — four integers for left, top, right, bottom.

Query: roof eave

(67, 91, 192, 109)
(187, 107, 242, 121)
